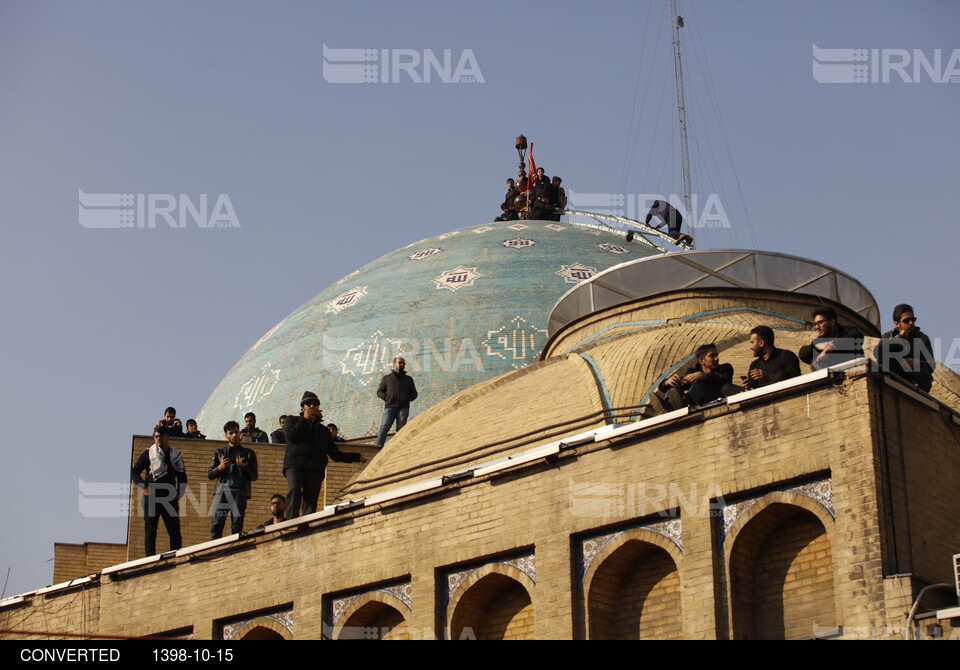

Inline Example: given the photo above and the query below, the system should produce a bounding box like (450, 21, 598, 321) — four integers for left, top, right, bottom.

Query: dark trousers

(285, 468, 324, 518)
(210, 488, 247, 539)
(142, 485, 182, 556)
(687, 380, 743, 406)
(874, 340, 934, 392)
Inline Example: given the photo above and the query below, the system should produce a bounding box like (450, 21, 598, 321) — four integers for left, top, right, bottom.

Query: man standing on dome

(283, 392, 366, 517)
(550, 176, 566, 221)
(376, 356, 418, 447)
(530, 167, 553, 220)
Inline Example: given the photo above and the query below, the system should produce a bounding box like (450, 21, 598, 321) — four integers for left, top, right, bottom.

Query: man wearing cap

(282, 392, 366, 518)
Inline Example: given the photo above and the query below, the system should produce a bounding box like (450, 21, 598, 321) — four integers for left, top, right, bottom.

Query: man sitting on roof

(743, 326, 801, 390)
(798, 306, 864, 370)
(873, 303, 935, 393)
(654, 343, 742, 412)
(495, 178, 521, 222)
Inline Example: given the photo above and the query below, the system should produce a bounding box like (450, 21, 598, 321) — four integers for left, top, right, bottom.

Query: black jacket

(875, 327, 936, 374)
(377, 371, 418, 408)
(747, 348, 802, 388)
(799, 323, 864, 367)
(659, 362, 734, 396)
(282, 415, 362, 474)
(207, 444, 259, 499)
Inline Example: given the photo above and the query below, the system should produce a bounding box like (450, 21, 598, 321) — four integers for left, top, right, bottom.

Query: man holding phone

(284, 392, 366, 518)
(208, 420, 259, 539)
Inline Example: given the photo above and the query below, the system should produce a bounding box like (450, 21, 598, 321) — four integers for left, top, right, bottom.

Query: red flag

(526, 141, 536, 192)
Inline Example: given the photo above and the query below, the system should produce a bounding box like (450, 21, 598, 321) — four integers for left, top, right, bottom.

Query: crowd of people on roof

(648, 303, 935, 415)
(129, 357, 421, 556)
(490, 166, 699, 247)
(494, 166, 566, 222)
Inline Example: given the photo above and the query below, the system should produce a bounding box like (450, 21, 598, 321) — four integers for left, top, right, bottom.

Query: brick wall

(5, 368, 959, 640)
(53, 543, 127, 584)
(125, 436, 373, 561)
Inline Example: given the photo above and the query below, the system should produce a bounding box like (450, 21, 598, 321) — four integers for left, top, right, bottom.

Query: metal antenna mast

(671, 0, 693, 226)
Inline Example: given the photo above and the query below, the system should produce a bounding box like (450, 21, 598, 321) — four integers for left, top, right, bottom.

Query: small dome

(195, 220, 662, 439)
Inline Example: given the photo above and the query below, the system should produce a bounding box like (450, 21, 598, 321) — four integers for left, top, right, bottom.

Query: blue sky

(1, 0, 957, 597)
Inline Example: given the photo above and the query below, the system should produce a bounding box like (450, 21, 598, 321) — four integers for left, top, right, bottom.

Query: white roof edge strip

(174, 534, 240, 556)
(365, 478, 444, 506)
(598, 407, 691, 440)
(728, 368, 832, 404)
(474, 443, 560, 477)
(35, 577, 93, 595)
(101, 554, 162, 575)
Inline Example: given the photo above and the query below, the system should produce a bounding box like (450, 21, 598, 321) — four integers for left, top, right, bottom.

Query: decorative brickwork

(221, 608, 293, 641)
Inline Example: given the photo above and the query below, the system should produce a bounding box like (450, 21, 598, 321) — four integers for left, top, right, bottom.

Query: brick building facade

(3, 253, 959, 640)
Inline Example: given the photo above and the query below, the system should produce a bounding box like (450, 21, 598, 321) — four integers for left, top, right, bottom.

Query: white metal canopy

(547, 249, 880, 336)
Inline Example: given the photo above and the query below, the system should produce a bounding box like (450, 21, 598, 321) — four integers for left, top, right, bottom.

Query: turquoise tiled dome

(195, 220, 661, 440)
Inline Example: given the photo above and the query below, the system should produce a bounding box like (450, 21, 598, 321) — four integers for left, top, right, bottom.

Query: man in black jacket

(645, 199, 693, 245)
(283, 392, 366, 518)
(798, 306, 864, 370)
(155, 406, 184, 437)
(240, 412, 269, 443)
(873, 303, 936, 392)
(270, 416, 287, 444)
(743, 325, 801, 390)
(131, 426, 187, 555)
(657, 343, 742, 409)
(376, 357, 418, 446)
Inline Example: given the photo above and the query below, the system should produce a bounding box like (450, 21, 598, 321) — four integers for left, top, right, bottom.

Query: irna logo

(78, 190, 240, 229)
(322, 45, 484, 84)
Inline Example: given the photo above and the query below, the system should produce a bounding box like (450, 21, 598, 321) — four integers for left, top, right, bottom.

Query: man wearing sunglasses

(282, 392, 366, 518)
(799, 306, 864, 371)
(874, 303, 936, 392)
